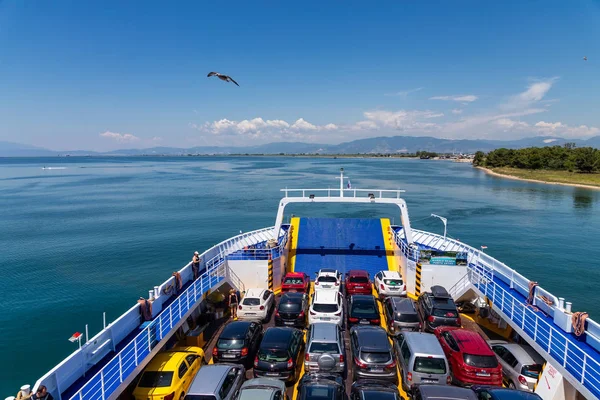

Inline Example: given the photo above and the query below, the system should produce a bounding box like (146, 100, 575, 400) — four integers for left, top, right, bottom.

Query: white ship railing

(281, 188, 405, 198)
(390, 227, 419, 261)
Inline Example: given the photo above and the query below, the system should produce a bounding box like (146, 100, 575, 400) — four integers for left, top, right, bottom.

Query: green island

(473, 145, 600, 188)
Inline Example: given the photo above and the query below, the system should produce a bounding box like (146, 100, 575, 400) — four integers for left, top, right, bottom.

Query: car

(471, 386, 543, 400)
(434, 326, 502, 387)
(235, 378, 288, 400)
(314, 269, 342, 291)
(275, 292, 309, 328)
(374, 271, 406, 298)
(133, 346, 205, 400)
(345, 270, 372, 296)
(297, 373, 346, 400)
(309, 289, 344, 327)
(350, 380, 402, 400)
(281, 272, 310, 293)
(349, 325, 398, 383)
(305, 323, 346, 374)
(212, 320, 263, 368)
(238, 288, 275, 322)
(412, 385, 477, 400)
(416, 285, 461, 332)
(488, 340, 544, 391)
(253, 327, 305, 384)
(383, 297, 421, 335)
(186, 364, 245, 400)
(394, 332, 451, 392)
(347, 295, 380, 326)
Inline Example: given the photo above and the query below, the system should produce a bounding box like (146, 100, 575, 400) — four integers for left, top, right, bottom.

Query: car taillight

(446, 375, 452, 384)
(339, 354, 344, 363)
(349, 317, 359, 323)
(385, 359, 396, 369)
(254, 356, 259, 368)
(371, 319, 380, 324)
(298, 311, 305, 318)
(287, 358, 294, 369)
(275, 309, 280, 317)
(354, 357, 367, 369)
(389, 320, 395, 331)
(241, 347, 248, 356)
(305, 353, 310, 361)
(164, 392, 175, 400)
(260, 305, 265, 310)
(380, 284, 385, 290)
(310, 310, 316, 315)
(456, 316, 462, 326)
(428, 315, 436, 323)
(403, 284, 406, 291)
(334, 311, 341, 316)
(518, 375, 528, 385)
(238, 305, 243, 310)
(335, 281, 339, 286)
(315, 281, 319, 285)
(212, 347, 218, 356)
(407, 372, 413, 382)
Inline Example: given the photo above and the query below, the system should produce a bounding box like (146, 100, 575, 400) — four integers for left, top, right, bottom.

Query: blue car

(471, 386, 543, 400)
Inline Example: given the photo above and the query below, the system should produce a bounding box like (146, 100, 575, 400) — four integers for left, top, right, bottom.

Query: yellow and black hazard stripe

(268, 254, 274, 291)
(415, 263, 422, 296)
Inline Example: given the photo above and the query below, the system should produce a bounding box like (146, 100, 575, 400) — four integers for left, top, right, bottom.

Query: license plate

(370, 368, 383, 373)
(245, 313, 256, 315)
(359, 320, 370, 325)
(389, 287, 399, 291)
(321, 317, 331, 321)
(356, 286, 363, 289)
(284, 321, 294, 325)
(422, 379, 437, 383)
(266, 372, 279, 377)
(222, 354, 236, 358)
(323, 285, 331, 288)
(476, 372, 490, 377)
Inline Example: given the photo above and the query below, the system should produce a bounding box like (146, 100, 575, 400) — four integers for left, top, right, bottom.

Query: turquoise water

(1, 156, 599, 393)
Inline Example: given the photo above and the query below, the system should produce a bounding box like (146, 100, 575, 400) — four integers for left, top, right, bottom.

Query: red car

(434, 326, 503, 387)
(345, 270, 372, 296)
(281, 272, 310, 293)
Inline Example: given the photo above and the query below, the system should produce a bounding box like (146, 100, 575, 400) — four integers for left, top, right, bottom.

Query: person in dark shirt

(191, 251, 201, 279)
(31, 386, 53, 400)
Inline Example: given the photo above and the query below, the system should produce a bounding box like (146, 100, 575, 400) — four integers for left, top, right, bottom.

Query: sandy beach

(477, 166, 600, 191)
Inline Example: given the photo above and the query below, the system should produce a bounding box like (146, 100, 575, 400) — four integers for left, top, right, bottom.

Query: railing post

(511, 297, 515, 320)
(581, 353, 587, 383)
(534, 316, 538, 341)
(548, 328, 553, 354)
(194, 279, 197, 300)
(147, 326, 152, 351)
(563, 340, 569, 367)
(119, 352, 123, 382)
(159, 314, 163, 340)
(100, 370, 105, 400)
(134, 336, 138, 366)
(169, 303, 173, 328)
(522, 306, 526, 330)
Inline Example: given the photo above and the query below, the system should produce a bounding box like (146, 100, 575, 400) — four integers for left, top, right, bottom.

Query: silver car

(305, 323, 346, 374)
(185, 364, 245, 400)
(235, 378, 288, 400)
(383, 297, 421, 335)
(489, 340, 544, 391)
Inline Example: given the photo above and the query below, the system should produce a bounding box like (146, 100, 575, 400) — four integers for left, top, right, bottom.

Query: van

(394, 332, 451, 393)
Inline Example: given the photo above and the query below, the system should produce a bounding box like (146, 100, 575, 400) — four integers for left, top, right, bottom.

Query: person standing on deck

(228, 289, 239, 319)
(191, 251, 201, 279)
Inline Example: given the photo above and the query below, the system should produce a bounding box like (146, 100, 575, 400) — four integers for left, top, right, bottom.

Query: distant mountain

(1, 135, 599, 157)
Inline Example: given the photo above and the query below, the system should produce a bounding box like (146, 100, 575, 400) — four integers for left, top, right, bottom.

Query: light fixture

(309, 194, 315, 199)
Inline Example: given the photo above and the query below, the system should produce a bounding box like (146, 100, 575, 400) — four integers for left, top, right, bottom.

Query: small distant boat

(41, 167, 66, 170)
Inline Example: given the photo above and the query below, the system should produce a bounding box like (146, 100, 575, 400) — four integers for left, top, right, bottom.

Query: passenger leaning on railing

(191, 251, 201, 279)
(16, 386, 53, 400)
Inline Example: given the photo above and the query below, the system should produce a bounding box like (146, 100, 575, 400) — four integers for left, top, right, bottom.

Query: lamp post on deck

(430, 214, 447, 241)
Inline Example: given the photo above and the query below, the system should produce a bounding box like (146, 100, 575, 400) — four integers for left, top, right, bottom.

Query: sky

(0, 0, 599, 151)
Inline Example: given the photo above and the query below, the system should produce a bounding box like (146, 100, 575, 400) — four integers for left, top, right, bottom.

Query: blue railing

(70, 260, 228, 400)
(469, 264, 600, 399)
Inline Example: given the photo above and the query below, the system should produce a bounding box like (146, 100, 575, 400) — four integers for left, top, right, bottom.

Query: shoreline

(476, 166, 600, 191)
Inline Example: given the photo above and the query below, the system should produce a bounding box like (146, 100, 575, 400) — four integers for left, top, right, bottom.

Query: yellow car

(133, 346, 205, 400)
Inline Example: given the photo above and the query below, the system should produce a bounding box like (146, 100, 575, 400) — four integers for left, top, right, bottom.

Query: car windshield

(432, 308, 458, 318)
(258, 348, 289, 362)
(463, 354, 498, 368)
(313, 303, 338, 313)
(414, 356, 447, 374)
(138, 371, 173, 388)
(284, 277, 304, 285)
(185, 396, 218, 400)
(318, 276, 337, 283)
(217, 338, 244, 349)
(521, 364, 543, 378)
(349, 276, 369, 283)
(384, 279, 402, 286)
(351, 301, 377, 316)
(242, 298, 261, 306)
(280, 302, 302, 312)
(361, 351, 391, 363)
(301, 386, 336, 399)
(395, 312, 419, 323)
(361, 391, 397, 400)
(309, 342, 340, 353)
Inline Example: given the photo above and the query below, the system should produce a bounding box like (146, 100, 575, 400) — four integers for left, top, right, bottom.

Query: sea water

(1, 156, 599, 392)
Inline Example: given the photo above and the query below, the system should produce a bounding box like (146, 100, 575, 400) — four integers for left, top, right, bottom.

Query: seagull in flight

(583, 56, 588, 61)
(207, 72, 239, 86)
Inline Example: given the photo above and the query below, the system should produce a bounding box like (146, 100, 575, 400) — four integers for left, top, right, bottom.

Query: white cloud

(99, 131, 140, 142)
(385, 87, 424, 97)
(290, 118, 318, 131)
(494, 118, 530, 130)
(430, 95, 478, 102)
(359, 110, 443, 131)
(543, 138, 558, 143)
(503, 77, 558, 110)
(451, 109, 463, 115)
(534, 121, 600, 138)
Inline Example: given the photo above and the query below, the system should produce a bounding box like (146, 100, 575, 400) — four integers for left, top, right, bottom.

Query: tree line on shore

(473, 144, 600, 173)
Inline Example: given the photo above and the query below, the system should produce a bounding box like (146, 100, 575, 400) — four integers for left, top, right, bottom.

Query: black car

(350, 380, 401, 400)
(212, 320, 263, 368)
(349, 325, 398, 383)
(347, 295, 380, 327)
(275, 292, 309, 328)
(297, 373, 346, 400)
(416, 285, 461, 332)
(471, 386, 543, 400)
(253, 327, 305, 384)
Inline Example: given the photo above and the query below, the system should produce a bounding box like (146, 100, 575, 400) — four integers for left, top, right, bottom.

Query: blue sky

(0, 0, 599, 151)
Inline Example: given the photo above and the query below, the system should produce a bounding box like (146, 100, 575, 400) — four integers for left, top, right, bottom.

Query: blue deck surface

(294, 218, 389, 279)
(475, 270, 600, 398)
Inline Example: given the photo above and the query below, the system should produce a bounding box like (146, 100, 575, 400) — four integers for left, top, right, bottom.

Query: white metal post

(103, 312, 106, 329)
(548, 328, 553, 353)
(85, 324, 89, 343)
(118, 353, 123, 382)
(581, 354, 587, 383)
(431, 214, 447, 241)
(147, 326, 152, 351)
(339, 168, 344, 198)
(100, 371, 105, 400)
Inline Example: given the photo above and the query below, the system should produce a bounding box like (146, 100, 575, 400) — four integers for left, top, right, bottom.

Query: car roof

(354, 326, 389, 349)
(388, 297, 417, 313)
(474, 386, 542, 400)
(188, 364, 234, 394)
(240, 378, 286, 398)
(319, 268, 338, 273)
(430, 285, 451, 299)
(285, 272, 306, 278)
(347, 269, 369, 277)
(245, 288, 266, 298)
(490, 342, 544, 364)
(380, 271, 401, 279)
(146, 347, 197, 370)
(450, 329, 494, 355)
(403, 332, 445, 356)
(418, 384, 477, 399)
(262, 327, 295, 347)
(351, 294, 376, 302)
(352, 379, 399, 393)
(314, 290, 338, 303)
(221, 321, 254, 339)
(280, 292, 305, 302)
(310, 323, 339, 342)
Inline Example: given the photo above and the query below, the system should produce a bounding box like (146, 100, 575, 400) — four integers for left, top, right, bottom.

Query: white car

(314, 268, 342, 292)
(308, 289, 344, 327)
(374, 270, 406, 298)
(237, 288, 275, 322)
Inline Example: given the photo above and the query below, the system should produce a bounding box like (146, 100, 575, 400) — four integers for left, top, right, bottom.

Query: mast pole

(340, 168, 344, 198)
